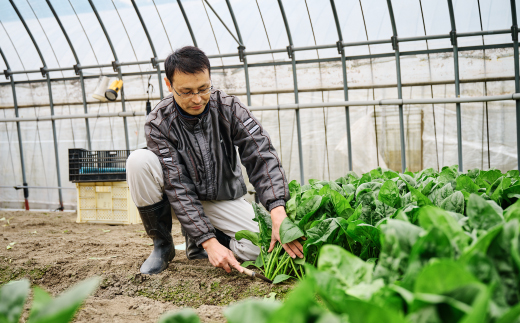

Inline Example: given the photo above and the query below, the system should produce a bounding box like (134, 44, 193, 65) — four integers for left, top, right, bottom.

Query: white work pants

(126, 148, 260, 261)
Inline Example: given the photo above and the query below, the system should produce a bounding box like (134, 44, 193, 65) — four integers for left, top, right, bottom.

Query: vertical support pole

(511, 0, 520, 171)
(130, 0, 164, 99)
(89, 0, 130, 151)
(46, 0, 91, 150)
(0, 47, 29, 210)
(330, 0, 352, 171)
(277, 0, 304, 184)
(10, 0, 64, 210)
(177, 0, 198, 47)
(386, 0, 407, 173)
(224, 0, 251, 105)
(447, 0, 463, 172)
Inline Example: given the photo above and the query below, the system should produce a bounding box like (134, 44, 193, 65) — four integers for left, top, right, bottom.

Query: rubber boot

(138, 198, 175, 274)
(182, 226, 208, 260)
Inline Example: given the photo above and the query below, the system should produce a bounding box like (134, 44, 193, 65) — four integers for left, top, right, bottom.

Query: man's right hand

(202, 238, 244, 274)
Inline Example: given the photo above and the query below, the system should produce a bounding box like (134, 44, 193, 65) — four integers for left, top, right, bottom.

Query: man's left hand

(268, 206, 304, 258)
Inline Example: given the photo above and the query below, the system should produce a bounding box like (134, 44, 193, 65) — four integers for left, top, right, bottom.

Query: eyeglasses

(172, 84, 213, 99)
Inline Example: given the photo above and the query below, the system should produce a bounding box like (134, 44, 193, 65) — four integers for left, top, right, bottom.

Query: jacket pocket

(186, 148, 200, 183)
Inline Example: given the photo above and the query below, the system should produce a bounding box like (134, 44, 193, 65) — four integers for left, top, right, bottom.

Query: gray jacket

(145, 90, 289, 246)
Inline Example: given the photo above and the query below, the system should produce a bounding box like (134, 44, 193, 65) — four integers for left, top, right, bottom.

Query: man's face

(164, 69, 211, 116)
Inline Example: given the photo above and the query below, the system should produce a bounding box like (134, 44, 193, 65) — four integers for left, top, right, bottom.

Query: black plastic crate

(69, 148, 131, 183)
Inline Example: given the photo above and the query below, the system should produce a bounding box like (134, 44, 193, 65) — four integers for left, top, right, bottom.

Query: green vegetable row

(236, 165, 520, 284)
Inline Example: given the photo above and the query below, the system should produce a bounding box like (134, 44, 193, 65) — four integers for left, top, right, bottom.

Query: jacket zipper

(187, 149, 200, 183)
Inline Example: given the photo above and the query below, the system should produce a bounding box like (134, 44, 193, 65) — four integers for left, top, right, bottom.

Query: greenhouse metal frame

(0, 0, 518, 210)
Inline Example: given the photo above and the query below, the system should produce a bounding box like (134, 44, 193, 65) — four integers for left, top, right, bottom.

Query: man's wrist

(201, 237, 218, 250)
(270, 205, 286, 220)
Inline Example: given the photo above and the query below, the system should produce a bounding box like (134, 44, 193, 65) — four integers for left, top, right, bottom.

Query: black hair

(164, 46, 211, 84)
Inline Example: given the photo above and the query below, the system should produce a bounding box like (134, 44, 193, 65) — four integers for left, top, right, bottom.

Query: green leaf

(414, 260, 478, 295)
(279, 217, 304, 245)
(158, 308, 201, 323)
(0, 279, 30, 323)
(318, 245, 374, 288)
(333, 299, 407, 323)
(456, 174, 480, 194)
(225, 299, 281, 323)
(496, 302, 520, 323)
(439, 166, 458, 183)
(458, 285, 491, 323)
(288, 180, 301, 197)
(439, 190, 465, 214)
(378, 180, 400, 208)
(272, 274, 292, 284)
(504, 199, 520, 221)
(235, 230, 260, 247)
(417, 206, 470, 252)
(467, 193, 504, 231)
(329, 190, 351, 218)
(241, 261, 255, 268)
(28, 276, 100, 323)
(267, 280, 323, 323)
(400, 176, 433, 207)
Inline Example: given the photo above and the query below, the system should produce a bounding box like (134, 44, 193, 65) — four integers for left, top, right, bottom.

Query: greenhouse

(1, 0, 520, 322)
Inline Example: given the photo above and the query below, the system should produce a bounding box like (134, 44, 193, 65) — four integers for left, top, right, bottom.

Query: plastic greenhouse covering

(0, 0, 519, 210)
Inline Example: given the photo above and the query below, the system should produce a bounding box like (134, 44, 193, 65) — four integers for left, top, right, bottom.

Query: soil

(0, 210, 293, 323)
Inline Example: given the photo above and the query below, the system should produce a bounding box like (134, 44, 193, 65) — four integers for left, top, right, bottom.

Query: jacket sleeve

(146, 116, 216, 247)
(228, 95, 290, 211)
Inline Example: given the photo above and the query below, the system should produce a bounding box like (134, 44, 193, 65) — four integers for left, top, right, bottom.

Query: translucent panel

(182, 0, 237, 58)
(334, 0, 370, 55)
(420, 0, 451, 35)
(301, 0, 338, 46)
(400, 54, 434, 85)
(296, 62, 344, 91)
(132, 1, 174, 59)
(428, 52, 455, 82)
(452, 0, 481, 33)
(255, 0, 291, 50)
(90, 0, 148, 63)
(479, 0, 512, 30)
(0, 2, 43, 73)
(230, 0, 274, 53)
(483, 34, 511, 46)
(393, 0, 426, 37)
(111, 0, 154, 61)
(276, 0, 323, 60)
(66, 0, 114, 66)
(358, 0, 393, 40)
(7, 0, 60, 69)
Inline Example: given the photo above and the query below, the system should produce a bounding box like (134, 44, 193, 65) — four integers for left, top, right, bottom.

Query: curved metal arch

(276, 0, 304, 184)
(511, 0, 520, 171)
(447, 0, 463, 171)
(177, 0, 198, 47)
(88, 0, 130, 150)
(46, 0, 92, 150)
(130, 0, 164, 99)
(9, 0, 64, 210)
(330, 0, 352, 171)
(224, 0, 251, 105)
(386, 0, 407, 173)
(0, 46, 29, 210)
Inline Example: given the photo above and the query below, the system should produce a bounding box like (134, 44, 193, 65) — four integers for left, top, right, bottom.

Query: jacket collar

(175, 99, 209, 124)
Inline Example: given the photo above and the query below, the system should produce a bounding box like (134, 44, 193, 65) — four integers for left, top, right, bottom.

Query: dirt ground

(0, 210, 292, 323)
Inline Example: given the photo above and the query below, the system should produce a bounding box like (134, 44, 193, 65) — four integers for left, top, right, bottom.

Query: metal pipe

(88, 0, 130, 150)
(447, 0, 463, 172)
(225, 0, 251, 105)
(0, 46, 29, 210)
(330, 0, 352, 171)
(4, 42, 514, 78)
(0, 185, 76, 190)
(2, 94, 520, 123)
(131, 0, 164, 99)
(10, 0, 64, 210)
(511, 0, 520, 171)
(386, 0, 407, 173)
(177, 0, 198, 47)
(46, 0, 91, 150)
(277, 0, 304, 184)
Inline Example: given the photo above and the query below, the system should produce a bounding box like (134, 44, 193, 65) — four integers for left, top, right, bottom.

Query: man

(127, 46, 303, 275)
